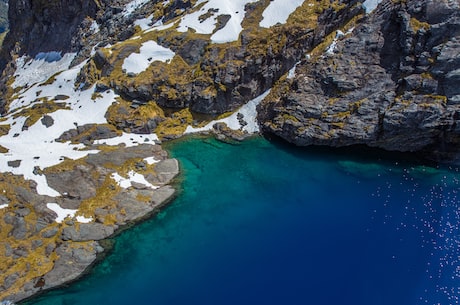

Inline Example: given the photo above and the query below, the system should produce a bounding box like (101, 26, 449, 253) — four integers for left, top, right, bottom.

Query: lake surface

(24, 136, 460, 305)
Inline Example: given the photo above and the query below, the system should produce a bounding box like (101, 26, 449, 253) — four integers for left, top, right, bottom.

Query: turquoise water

(24, 136, 460, 305)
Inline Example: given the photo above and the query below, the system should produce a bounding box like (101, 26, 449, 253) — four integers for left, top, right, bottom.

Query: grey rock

(31, 239, 43, 250)
(3, 273, 19, 290)
(41, 227, 59, 239)
(7, 160, 21, 168)
(150, 159, 179, 184)
(15, 208, 30, 217)
(40, 115, 54, 128)
(10, 217, 27, 240)
(0, 195, 8, 205)
(39, 241, 99, 294)
(62, 223, 115, 242)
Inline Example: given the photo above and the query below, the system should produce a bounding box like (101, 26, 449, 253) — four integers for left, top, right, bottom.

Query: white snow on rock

(0, 52, 160, 197)
(123, 0, 151, 16)
(94, 132, 159, 147)
(112, 171, 158, 189)
(135, 16, 176, 33)
(259, 0, 304, 28)
(46, 203, 93, 223)
(177, 0, 258, 43)
(325, 30, 344, 54)
(287, 62, 300, 79)
(134, 15, 155, 31)
(185, 90, 270, 134)
(144, 157, 160, 165)
(363, 0, 383, 13)
(12, 52, 76, 88)
(122, 40, 175, 74)
(90, 20, 100, 34)
(0, 204, 8, 210)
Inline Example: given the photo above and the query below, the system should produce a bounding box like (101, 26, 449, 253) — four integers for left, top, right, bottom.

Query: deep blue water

(23, 136, 460, 305)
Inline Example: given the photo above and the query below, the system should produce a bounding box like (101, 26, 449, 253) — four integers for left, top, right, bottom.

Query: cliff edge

(258, 0, 460, 162)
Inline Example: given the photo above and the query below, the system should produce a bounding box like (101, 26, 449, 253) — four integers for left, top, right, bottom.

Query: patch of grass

(410, 17, 430, 32)
(0, 124, 10, 136)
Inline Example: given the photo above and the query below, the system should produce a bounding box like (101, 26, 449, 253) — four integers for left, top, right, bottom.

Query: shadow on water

(265, 133, 437, 168)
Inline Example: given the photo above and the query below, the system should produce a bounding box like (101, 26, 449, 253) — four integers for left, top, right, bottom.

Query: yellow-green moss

(424, 94, 447, 104)
(0, 124, 10, 136)
(13, 100, 69, 129)
(282, 114, 300, 123)
(410, 17, 430, 32)
(155, 108, 194, 139)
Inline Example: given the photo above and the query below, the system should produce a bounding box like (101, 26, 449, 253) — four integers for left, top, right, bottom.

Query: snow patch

(46, 203, 93, 223)
(287, 62, 300, 79)
(185, 90, 270, 134)
(259, 0, 304, 28)
(144, 157, 160, 165)
(122, 41, 175, 74)
(325, 28, 354, 55)
(325, 30, 344, 54)
(363, 0, 383, 13)
(134, 15, 154, 31)
(112, 171, 158, 189)
(1, 52, 159, 197)
(12, 53, 76, 88)
(123, 0, 150, 16)
(177, 0, 258, 43)
(94, 132, 159, 147)
(90, 21, 100, 34)
(135, 16, 176, 33)
(0, 204, 8, 210)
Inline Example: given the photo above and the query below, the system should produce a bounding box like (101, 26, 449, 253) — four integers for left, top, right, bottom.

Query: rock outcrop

(63, 0, 363, 117)
(258, 0, 460, 162)
(0, 144, 179, 302)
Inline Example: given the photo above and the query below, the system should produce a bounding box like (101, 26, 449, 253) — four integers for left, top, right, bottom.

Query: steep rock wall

(258, 0, 460, 162)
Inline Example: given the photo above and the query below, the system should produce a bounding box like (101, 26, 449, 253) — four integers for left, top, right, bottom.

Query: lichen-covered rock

(0, 144, 178, 303)
(258, 0, 460, 162)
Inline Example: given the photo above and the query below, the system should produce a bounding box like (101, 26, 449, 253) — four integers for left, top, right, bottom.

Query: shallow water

(24, 136, 460, 305)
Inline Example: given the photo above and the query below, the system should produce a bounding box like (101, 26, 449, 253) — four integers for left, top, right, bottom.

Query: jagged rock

(258, 0, 460, 162)
(41, 227, 59, 239)
(10, 217, 27, 240)
(177, 38, 209, 65)
(40, 115, 54, 128)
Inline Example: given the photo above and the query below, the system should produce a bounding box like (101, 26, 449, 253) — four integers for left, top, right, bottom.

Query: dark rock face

(258, 0, 460, 162)
(3, 0, 99, 57)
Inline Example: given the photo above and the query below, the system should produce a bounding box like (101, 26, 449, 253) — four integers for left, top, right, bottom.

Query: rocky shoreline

(0, 144, 179, 303)
(0, 0, 458, 302)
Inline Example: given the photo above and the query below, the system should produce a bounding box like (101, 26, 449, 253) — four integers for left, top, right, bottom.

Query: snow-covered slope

(0, 52, 158, 210)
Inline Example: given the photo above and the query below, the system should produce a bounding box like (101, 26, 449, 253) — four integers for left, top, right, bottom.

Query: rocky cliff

(258, 0, 460, 162)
